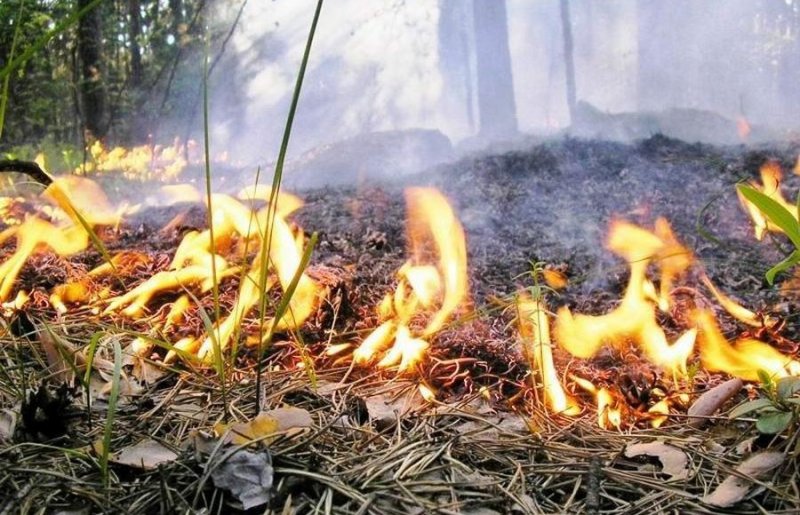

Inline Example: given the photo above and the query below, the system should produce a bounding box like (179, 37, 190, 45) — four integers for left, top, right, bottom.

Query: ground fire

(0, 166, 798, 434)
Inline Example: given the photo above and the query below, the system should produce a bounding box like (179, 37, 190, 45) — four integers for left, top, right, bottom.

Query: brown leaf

(687, 378, 743, 428)
(214, 407, 312, 446)
(624, 441, 690, 480)
(110, 439, 178, 470)
(703, 451, 784, 507)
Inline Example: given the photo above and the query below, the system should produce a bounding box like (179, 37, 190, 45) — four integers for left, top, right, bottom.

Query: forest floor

(2, 135, 800, 513)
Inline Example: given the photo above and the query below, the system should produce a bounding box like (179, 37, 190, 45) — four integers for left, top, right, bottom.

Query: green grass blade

(766, 249, 800, 285)
(254, 0, 324, 416)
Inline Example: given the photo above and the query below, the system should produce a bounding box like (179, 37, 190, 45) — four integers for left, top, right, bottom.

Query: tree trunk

(438, 0, 475, 135)
(169, 0, 182, 39)
(559, 0, 576, 123)
(128, 0, 143, 89)
(472, 0, 517, 139)
(77, 0, 108, 140)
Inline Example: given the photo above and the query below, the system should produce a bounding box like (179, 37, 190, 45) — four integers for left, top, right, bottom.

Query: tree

(438, 0, 475, 135)
(472, 0, 517, 139)
(77, 0, 109, 140)
(560, 0, 576, 123)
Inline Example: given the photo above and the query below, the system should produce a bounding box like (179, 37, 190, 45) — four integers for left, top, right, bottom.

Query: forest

(1, 1, 800, 514)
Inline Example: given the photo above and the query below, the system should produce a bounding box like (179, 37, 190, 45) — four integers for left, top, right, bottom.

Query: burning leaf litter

(1, 138, 800, 511)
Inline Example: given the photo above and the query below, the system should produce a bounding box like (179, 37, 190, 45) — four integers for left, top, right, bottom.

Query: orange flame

(353, 188, 468, 373)
(737, 117, 751, 142)
(555, 219, 695, 376)
(517, 296, 579, 416)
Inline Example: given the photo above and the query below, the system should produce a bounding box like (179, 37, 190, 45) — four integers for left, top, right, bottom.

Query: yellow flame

(517, 296, 579, 416)
(352, 188, 468, 373)
(695, 309, 800, 381)
(573, 375, 622, 429)
(701, 274, 776, 328)
(555, 219, 695, 376)
(738, 161, 796, 240)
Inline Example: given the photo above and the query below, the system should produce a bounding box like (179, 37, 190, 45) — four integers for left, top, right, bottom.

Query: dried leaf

(0, 408, 17, 441)
(624, 441, 690, 480)
(211, 449, 273, 510)
(365, 391, 423, 428)
(215, 407, 312, 446)
(703, 451, 784, 507)
(110, 439, 178, 470)
(687, 378, 743, 428)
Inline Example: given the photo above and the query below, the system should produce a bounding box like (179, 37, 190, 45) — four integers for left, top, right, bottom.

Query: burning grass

(1, 136, 800, 512)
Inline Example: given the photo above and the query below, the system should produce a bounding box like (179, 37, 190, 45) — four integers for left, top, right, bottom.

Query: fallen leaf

(624, 441, 690, 480)
(214, 407, 312, 446)
(211, 449, 273, 510)
(703, 451, 784, 507)
(687, 378, 743, 428)
(0, 408, 17, 441)
(365, 391, 423, 429)
(110, 439, 178, 470)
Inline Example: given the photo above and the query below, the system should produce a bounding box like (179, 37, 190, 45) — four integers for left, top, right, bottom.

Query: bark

(128, 0, 143, 89)
(438, 0, 475, 134)
(560, 0, 576, 123)
(77, 0, 108, 139)
(472, 0, 517, 139)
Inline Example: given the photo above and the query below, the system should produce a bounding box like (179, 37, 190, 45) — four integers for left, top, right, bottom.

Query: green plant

(737, 183, 800, 284)
(729, 371, 800, 435)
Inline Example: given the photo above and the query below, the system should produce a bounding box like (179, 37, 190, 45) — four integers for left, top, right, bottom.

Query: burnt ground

(2, 134, 800, 513)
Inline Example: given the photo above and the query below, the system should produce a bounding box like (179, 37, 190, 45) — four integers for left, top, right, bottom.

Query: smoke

(200, 0, 799, 185)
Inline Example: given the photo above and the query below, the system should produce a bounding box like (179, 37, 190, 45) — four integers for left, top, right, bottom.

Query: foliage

(729, 371, 800, 435)
(736, 183, 800, 284)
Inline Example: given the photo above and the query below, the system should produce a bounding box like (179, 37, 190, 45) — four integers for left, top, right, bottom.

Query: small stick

(0, 160, 53, 186)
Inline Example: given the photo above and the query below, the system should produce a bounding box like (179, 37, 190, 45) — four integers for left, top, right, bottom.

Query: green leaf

(729, 398, 775, 419)
(766, 250, 800, 285)
(776, 376, 800, 400)
(737, 184, 800, 249)
(756, 410, 793, 434)
(757, 369, 775, 390)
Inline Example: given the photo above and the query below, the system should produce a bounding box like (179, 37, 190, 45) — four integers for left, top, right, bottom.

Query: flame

(737, 161, 796, 240)
(737, 117, 751, 142)
(353, 188, 468, 373)
(695, 309, 800, 381)
(0, 177, 116, 302)
(76, 139, 195, 182)
(573, 375, 623, 429)
(555, 219, 695, 376)
(701, 274, 776, 328)
(516, 296, 579, 416)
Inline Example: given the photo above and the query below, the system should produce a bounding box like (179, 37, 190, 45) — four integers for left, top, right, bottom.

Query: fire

(0, 177, 118, 302)
(572, 375, 623, 429)
(516, 296, 580, 416)
(737, 161, 795, 240)
(353, 188, 468, 373)
(694, 310, 800, 381)
(554, 218, 696, 376)
(76, 139, 198, 182)
(737, 117, 751, 142)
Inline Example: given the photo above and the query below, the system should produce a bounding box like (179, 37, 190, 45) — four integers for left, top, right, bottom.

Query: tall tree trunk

(169, 0, 182, 39)
(559, 0, 576, 123)
(128, 0, 143, 89)
(472, 0, 517, 139)
(438, 0, 475, 135)
(77, 0, 108, 140)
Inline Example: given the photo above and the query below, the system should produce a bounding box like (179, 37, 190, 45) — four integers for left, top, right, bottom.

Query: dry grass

(1, 326, 799, 515)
